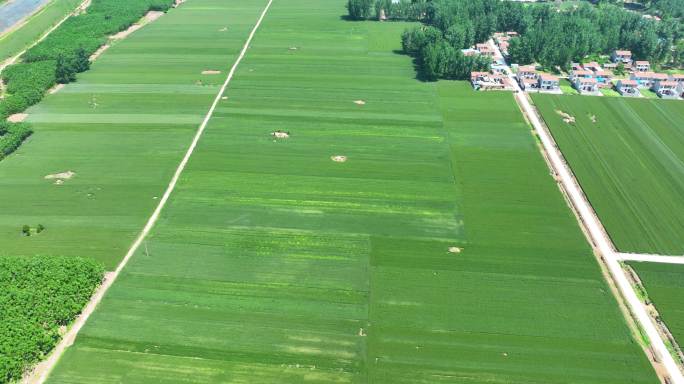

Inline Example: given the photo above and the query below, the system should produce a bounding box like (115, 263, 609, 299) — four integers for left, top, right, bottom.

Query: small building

(616, 79, 640, 97)
(570, 69, 593, 81)
(516, 65, 538, 84)
(461, 48, 479, 57)
(498, 41, 509, 56)
(634, 61, 650, 72)
(506, 31, 518, 37)
(571, 62, 583, 71)
(594, 70, 614, 88)
(669, 74, 684, 85)
(471, 71, 513, 91)
(538, 74, 559, 92)
(603, 62, 618, 70)
(611, 50, 632, 64)
(584, 62, 602, 72)
(574, 77, 598, 94)
(630, 72, 666, 88)
(476, 43, 494, 57)
(652, 80, 679, 99)
(521, 77, 538, 91)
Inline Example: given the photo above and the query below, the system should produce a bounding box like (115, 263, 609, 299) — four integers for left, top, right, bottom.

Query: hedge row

(0, 256, 104, 382)
(0, 0, 176, 158)
(0, 122, 32, 160)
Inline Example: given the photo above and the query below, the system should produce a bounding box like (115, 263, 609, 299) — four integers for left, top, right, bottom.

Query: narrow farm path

(23, 0, 274, 382)
(618, 253, 684, 265)
(491, 40, 684, 384)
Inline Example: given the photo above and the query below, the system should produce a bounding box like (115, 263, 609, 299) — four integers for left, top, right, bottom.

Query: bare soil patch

(173, 0, 185, 7)
(331, 155, 347, 163)
(7, 113, 27, 122)
(201, 70, 222, 75)
(89, 44, 109, 61)
(555, 110, 575, 124)
(48, 84, 65, 94)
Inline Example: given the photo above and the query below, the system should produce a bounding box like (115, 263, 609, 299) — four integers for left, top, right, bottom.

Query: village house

(611, 50, 632, 65)
(584, 62, 602, 72)
(471, 71, 513, 91)
(574, 76, 599, 94)
(571, 62, 583, 71)
(516, 65, 538, 82)
(570, 69, 593, 81)
(603, 62, 618, 71)
(630, 72, 668, 88)
(616, 79, 640, 97)
(634, 61, 650, 72)
(594, 70, 614, 88)
(669, 73, 684, 85)
(476, 43, 494, 57)
(521, 77, 538, 91)
(538, 74, 560, 92)
(652, 80, 679, 99)
(498, 40, 510, 56)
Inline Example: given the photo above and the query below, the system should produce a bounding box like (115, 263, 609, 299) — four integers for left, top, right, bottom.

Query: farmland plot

(47, 0, 657, 383)
(0, 0, 269, 269)
(0, 0, 83, 62)
(629, 262, 684, 352)
(532, 95, 684, 255)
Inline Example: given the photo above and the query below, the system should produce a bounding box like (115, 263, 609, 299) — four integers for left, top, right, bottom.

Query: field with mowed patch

(44, 0, 658, 383)
(0, 0, 268, 269)
(532, 94, 684, 255)
(629, 262, 684, 352)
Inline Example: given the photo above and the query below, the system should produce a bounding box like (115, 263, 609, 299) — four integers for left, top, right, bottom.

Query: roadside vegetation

(628, 262, 684, 360)
(0, 0, 176, 162)
(0, 256, 103, 382)
(348, 0, 682, 79)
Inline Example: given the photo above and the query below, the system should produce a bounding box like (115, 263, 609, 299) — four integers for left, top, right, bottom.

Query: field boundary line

(0, 0, 91, 73)
(618, 253, 684, 265)
(488, 41, 684, 384)
(24, 0, 274, 382)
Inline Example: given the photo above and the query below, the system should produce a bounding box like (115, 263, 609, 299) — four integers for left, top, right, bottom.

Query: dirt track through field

(23, 0, 274, 382)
